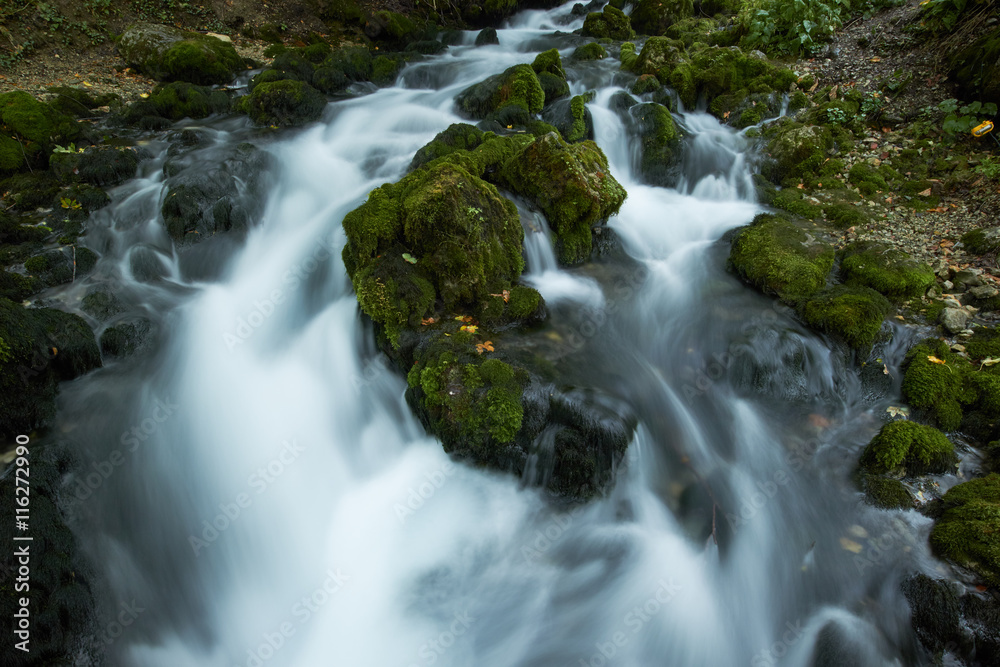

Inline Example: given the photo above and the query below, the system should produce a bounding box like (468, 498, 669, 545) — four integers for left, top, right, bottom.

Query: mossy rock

(581, 6, 635, 41)
(901, 339, 975, 432)
(0, 298, 101, 437)
(100, 318, 152, 359)
(60, 184, 111, 213)
(862, 474, 914, 509)
(46, 86, 118, 118)
(630, 0, 694, 37)
(455, 64, 545, 120)
(572, 42, 608, 61)
(371, 55, 405, 87)
(50, 146, 143, 187)
(727, 213, 834, 302)
(407, 343, 526, 455)
(123, 81, 229, 125)
(961, 227, 1000, 256)
(532, 49, 565, 79)
(476, 28, 500, 46)
(799, 285, 890, 353)
(860, 420, 956, 476)
(501, 132, 626, 265)
(409, 123, 487, 171)
(762, 121, 836, 186)
(368, 10, 425, 48)
(542, 95, 593, 144)
(0, 91, 80, 172)
(930, 474, 1000, 587)
(118, 23, 244, 85)
(631, 102, 681, 187)
(238, 80, 328, 127)
(619, 42, 639, 72)
(839, 242, 935, 300)
(628, 36, 686, 76)
(848, 163, 888, 196)
(313, 46, 374, 93)
(538, 72, 571, 106)
(630, 74, 662, 96)
(0, 270, 40, 302)
(824, 203, 868, 229)
(342, 162, 525, 346)
(23, 247, 97, 288)
(428, 132, 535, 183)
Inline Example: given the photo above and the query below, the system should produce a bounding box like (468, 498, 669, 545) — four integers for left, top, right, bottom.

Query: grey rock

(940, 307, 970, 334)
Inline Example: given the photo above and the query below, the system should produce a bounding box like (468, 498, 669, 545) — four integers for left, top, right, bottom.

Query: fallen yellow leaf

(927, 356, 946, 365)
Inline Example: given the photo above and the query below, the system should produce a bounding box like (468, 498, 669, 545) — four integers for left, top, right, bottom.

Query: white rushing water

(65, 4, 934, 666)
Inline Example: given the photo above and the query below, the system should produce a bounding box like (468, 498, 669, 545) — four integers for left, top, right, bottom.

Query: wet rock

(237, 80, 327, 127)
(50, 146, 145, 187)
(902, 574, 963, 654)
(455, 64, 544, 121)
(0, 298, 101, 437)
(940, 307, 970, 334)
(581, 5, 634, 41)
(542, 95, 594, 144)
(100, 318, 153, 358)
(475, 27, 499, 47)
(630, 0, 694, 37)
(23, 247, 97, 288)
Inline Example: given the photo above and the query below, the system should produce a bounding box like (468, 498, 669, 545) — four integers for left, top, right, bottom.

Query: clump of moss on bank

(930, 473, 1000, 587)
(839, 241, 935, 299)
(799, 285, 890, 353)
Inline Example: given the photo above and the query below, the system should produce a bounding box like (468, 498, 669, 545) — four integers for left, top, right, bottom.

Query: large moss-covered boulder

(0, 298, 101, 437)
(630, 0, 695, 37)
(951, 26, 1000, 108)
(859, 420, 956, 476)
(455, 64, 545, 121)
(238, 80, 328, 127)
(501, 133, 626, 265)
(799, 285, 891, 353)
(930, 474, 1000, 587)
(118, 23, 244, 85)
(342, 162, 525, 345)
(840, 242, 935, 299)
(728, 214, 834, 302)
(762, 121, 836, 186)
(0, 91, 80, 172)
(581, 6, 635, 41)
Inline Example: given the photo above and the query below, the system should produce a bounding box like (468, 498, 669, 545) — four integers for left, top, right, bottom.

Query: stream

(53, 3, 947, 665)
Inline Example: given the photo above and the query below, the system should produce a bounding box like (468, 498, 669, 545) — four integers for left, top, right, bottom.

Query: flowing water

(54, 3, 946, 666)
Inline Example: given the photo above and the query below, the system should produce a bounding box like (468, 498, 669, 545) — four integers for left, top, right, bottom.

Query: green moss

(531, 49, 565, 78)
(49, 147, 141, 187)
(410, 124, 487, 171)
(619, 42, 639, 72)
(455, 64, 545, 120)
(563, 96, 590, 143)
(631, 37, 686, 77)
(431, 133, 534, 182)
(901, 339, 974, 431)
(501, 133, 626, 265)
(631, 102, 681, 186)
(631, 0, 694, 36)
(839, 242, 935, 299)
(848, 163, 887, 196)
(0, 91, 79, 168)
(538, 72, 571, 106)
(727, 213, 834, 302)
(762, 121, 835, 186)
(930, 474, 1000, 587)
(371, 55, 404, 87)
(126, 82, 230, 122)
(799, 285, 891, 353)
(961, 228, 1000, 255)
(342, 162, 525, 345)
(572, 42, 608, 61)
(506, 285, 541, 320)
(238, 80, 327, 127)
(860, 420, 956, 475)
(967, 329, 1000, 361)
(581, 6, 635, 41)
(161, 37, 244, 85)
(46, 86, 118, 118)
(824, 203, 867, 229)
(862, 475, 914, 509)
(769, 187, 822, 220)
(630, 74, 661, 96)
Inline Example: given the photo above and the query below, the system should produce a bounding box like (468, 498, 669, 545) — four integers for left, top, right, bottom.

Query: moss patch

(455, 64, 544, 120)
(799, 285, 890, 353)
(840, 241, 935, 299)
(238, 80, 327, 127)
(727, 213, 834, 303)
(901, 339, 975, 432)
(859, 420, 956, 476)
(930, 474, 1000, 587)
(581, 6, 635, 41)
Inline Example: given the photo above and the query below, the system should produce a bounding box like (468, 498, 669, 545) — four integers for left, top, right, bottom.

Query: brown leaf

(918, 188, 932, 196)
